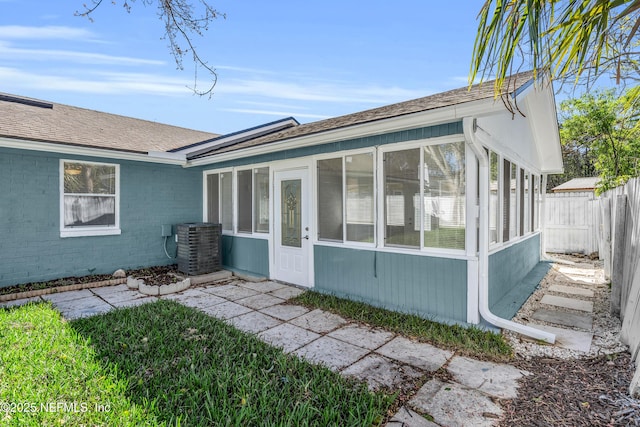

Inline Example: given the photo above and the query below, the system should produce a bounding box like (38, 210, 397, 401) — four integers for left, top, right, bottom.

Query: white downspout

(463, 117, 555, 344)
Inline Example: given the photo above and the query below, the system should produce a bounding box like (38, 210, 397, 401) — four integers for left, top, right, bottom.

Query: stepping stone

(294, 336, 369, 371)
(238, 281, 286, 293)
(53, 296, 113, 319)
(540, 294, 593, 312)
(200, 284, 259, 301)
(447, 356, 530, 399)
(527, 323, 593, 352)
(164, 289, 226, 310)
(376, 337, 453, 372)
(548, 284, 594, 298)
(268, 286, 305, 300)
(235, 294, 285, 310)
(328, 324, 395, 350)
(289, 309, 347, 333)
(341, 354, 423, 391)
(388, 406, 439, 427)
(42, 289, 94, 304)
(200, 301, 253, 320)
(227, 311, 282, 334)
(259, 304, 309, 321)
(531, 308, 593, 330)
(258, 323, 320, 353)
(409, 379, 503, 427)
(111, 296, 157, 308)
(0, 296, 41, 308)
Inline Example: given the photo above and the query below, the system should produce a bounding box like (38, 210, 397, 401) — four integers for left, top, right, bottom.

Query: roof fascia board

(1, 137, 186, 165)
(186, 99, 506, 167)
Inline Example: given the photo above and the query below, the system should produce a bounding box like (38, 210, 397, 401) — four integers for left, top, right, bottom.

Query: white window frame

(59, 159, 120, 238)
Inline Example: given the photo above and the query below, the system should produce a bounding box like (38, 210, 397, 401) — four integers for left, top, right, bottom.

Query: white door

(273, 168, 310, 287)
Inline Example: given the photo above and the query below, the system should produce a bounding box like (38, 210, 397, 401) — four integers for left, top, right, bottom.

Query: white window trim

(59, 159, 121, 238)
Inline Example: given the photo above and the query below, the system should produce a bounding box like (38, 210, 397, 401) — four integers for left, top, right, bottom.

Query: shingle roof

(0, 93, 219, 153)
(552, 177, 600, 192)
(193, 71, 535, 158)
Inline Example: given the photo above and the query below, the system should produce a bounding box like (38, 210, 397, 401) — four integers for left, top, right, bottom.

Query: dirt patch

(0, 265, 180, 295)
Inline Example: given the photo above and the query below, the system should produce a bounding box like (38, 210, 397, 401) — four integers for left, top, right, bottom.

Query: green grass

(1, 300, 393, 426)
(0, 302, 160, 426)
(291, 291, 513, 361)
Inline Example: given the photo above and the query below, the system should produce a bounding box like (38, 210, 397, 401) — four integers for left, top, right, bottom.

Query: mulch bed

(500, 352, 639, 426)
(0, 265, 180, 296)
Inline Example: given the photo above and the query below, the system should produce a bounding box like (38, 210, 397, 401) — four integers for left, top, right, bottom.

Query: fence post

(611, 194, 628, 318)
(601, 197, 612, 280)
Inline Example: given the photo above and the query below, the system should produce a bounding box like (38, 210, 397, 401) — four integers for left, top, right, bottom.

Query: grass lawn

(291, 291, 512, 361)
(1, 300, 393, 426)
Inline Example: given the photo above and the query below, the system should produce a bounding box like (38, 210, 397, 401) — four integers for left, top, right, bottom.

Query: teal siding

(314, 245, 467, 324)
(206, 122, 462, 169)
(221, 235, 269, 277)
(488, 234, 541, 310)
(0, 147, 202, 287)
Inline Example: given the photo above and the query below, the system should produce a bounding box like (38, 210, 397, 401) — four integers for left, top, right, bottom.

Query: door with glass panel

(273, 168, 310, 287)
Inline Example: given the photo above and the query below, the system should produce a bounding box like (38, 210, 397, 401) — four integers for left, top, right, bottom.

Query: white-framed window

(317, 151, 375, 244)
(382, 140, 466, 251)
(60, 159, 120, 238)
(205, 166, 269, 235)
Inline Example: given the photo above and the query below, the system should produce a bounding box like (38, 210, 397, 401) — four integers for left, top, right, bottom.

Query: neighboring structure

(0, 72, 563, 339)
(551, 177, 599, 193)
(545, 177, 601, 254)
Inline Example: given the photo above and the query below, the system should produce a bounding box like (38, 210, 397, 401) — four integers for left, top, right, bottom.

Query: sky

(1, 1, 485, 135)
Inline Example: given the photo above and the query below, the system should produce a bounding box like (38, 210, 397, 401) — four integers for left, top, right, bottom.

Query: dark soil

(500, 352, 640, 426)
(0, 265, 180, 295)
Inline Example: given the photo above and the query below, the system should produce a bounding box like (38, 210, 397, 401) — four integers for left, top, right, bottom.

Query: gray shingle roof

(552, 177, 600, 192)
(0, 93, 219, 153)
(193, 71, 535, 157)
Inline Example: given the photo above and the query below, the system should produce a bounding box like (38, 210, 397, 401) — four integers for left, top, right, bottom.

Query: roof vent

(0, 94, 53, 109)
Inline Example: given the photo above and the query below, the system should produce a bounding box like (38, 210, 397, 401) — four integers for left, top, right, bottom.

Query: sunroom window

(384, 141, 465, 250)
(489, 151, 500, 244)
(61, 160, 119, 237)
(206, 171, 233, 232)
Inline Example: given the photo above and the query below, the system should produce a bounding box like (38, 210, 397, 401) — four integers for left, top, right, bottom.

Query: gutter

(463, 117, 555, 344)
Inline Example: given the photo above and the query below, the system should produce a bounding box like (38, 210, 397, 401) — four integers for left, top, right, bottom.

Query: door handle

(303, 235, 309, 240)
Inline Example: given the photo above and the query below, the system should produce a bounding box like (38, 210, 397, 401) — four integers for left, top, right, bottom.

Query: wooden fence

(600, 177, 640, 397)
(544, 191, 600, 255)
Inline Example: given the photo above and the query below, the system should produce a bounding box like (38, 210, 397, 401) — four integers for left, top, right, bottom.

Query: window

(317, 158, 343, 241)
(384, 141, 465, 250)
(317, 153, 374, 243)
(509, 163, 518, 240)
(206, 167, 269, 234)
(523, 172, 530, 234)
(237, 169, 252, 233)
(61, 160, 119, 237)
(206, 171, 233, 231)
(254, 168, 269, 233)
(489, 151, 500, 244)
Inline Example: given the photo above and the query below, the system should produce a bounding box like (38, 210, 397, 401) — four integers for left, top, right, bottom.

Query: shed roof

(552, 177, 600, 192)
(0, 93, 219, 153)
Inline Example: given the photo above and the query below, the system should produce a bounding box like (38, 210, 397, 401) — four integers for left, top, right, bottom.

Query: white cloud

(0, 25, 96, 40)
(0, 67, 191, 96)
(0, 42, 165, 66)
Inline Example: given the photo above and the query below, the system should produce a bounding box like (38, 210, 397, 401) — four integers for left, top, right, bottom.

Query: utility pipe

(463, 117, 555, 344)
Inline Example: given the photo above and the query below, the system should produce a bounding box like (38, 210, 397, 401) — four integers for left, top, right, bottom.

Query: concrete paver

(200, 301, 253, 320)
(376, 337, 453, 372)
(527, 323, 593, 352)
(294, 336, 369, 371)
(53, 296, 113, 320)
(227, 311, 282, 334)
(268, 285, 305, 300)
(110, 296, 157, 308)
(548, 284, 594, 298)
(540, 294, 594, 312)
(200, 284, 260, 301)
(409, 379, 503, 427)
(162, 288, 226, 310)
(531, 308, 593, 330)
(447, 356, 530, 399)
(289, 309, 348, 333)
(238, 281, 287, 293)
(258, 323, 320, 353)
(328, 324, 395, 350)
(41, 289, 94, 304)
(341, 354, 423, 391)
(259, 303, 309, 321)
(387, 406, 439, 427)
(235, 293, 285, 310)
(0, 296, 41, 308)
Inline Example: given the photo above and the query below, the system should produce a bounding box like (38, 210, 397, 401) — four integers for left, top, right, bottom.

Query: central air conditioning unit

(176, 223, 222, 276)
